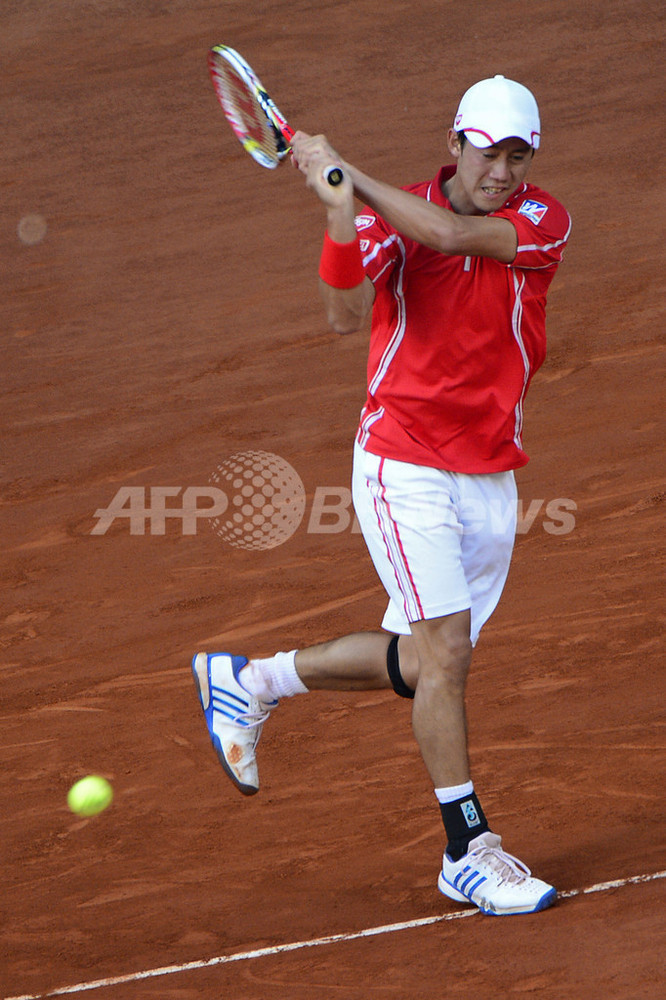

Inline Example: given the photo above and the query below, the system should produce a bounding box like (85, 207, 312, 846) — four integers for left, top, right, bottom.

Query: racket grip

(323, 165, 344, 186)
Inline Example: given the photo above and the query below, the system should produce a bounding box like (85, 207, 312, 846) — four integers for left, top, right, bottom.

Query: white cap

(454, 75, 541, 149)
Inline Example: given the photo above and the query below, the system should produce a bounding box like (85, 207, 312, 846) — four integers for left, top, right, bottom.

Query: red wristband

(318, 231, 365, 289)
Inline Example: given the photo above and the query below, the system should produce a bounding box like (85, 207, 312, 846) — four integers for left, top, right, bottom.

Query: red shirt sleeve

(496, 187, 572, 270)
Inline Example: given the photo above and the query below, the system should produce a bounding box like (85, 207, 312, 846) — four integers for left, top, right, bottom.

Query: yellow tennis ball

(67, 775, 113, 817)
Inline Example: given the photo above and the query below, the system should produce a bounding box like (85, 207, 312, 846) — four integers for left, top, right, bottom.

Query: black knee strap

(386, 635, 415, 699)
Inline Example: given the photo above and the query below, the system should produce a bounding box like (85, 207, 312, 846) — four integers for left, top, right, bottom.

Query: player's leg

(350, 445, 492, 856)
(430, 469, 555, 914)
(350, 451, 555, 914)
(408, 609, 472, 788)
(294, 630, 418, 690)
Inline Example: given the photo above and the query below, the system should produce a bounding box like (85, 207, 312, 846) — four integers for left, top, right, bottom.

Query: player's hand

(291, 131, 352, 205)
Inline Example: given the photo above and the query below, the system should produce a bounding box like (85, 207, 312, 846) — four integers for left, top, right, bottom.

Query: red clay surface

(2, 1, 665, 998)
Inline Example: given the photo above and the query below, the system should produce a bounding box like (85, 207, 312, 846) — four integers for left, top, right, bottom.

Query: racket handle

(323, 165, 344, 186)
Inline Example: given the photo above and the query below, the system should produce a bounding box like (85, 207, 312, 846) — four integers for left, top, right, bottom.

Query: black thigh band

(386, 635, 415, 700)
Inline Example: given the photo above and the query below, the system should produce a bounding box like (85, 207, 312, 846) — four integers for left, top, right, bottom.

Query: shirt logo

(354, 213, 376, 231)
(518, 199, 549, 225)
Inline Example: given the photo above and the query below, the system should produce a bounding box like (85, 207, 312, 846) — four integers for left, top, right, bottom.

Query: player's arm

(346, 166, 518, 263)
(292, 131, 517, 264)
(319, 202, 375, 334)
(291, 133, 375, 334)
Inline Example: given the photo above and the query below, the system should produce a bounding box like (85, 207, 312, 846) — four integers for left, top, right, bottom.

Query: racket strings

(209, 54, 285, 170)
(256, 90, 290, 156)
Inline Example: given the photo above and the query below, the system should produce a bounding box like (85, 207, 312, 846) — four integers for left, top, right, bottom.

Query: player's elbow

(327, 309, 364, 335)
(320, 279, 373, 335)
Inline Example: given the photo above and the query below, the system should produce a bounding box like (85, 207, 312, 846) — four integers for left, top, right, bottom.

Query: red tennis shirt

(355, 165, 572, 473)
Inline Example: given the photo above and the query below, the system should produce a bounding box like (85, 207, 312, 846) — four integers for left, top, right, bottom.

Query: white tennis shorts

(352, 442, 518, 645)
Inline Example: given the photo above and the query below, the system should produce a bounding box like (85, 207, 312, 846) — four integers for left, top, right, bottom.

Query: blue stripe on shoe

(460, 869, 482, 894)
(210, 680, 250, 708)
(212, 690, 250, 718)
(453, 866, 472, 890)
(211, 685, 249, 710)
(466, 874, 488, 897)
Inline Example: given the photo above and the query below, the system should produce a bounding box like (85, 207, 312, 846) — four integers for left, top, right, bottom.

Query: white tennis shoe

(191, 652, 277, 796)
(438, 832, 557, 915)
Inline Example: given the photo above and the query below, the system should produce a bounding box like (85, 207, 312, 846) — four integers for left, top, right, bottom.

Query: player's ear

(447, 128, 463, 160)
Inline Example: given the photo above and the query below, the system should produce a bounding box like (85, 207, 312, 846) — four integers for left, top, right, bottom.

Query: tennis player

(193, 75, 572, 916)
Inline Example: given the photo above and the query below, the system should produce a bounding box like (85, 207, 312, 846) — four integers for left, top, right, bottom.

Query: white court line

(5, 868, 665, 1000)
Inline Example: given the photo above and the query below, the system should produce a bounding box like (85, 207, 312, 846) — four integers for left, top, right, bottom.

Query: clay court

(2, 1, 665, 997)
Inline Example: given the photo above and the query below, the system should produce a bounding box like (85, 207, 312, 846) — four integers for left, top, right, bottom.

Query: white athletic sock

(239, 650, 308, 702)
(434, 781, 475, 804)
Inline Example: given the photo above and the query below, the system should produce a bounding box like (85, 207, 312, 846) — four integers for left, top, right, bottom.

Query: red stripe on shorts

(376, 457, 424, 621)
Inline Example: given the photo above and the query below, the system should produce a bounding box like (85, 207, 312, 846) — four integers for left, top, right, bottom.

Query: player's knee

(415, 630, 472, 694)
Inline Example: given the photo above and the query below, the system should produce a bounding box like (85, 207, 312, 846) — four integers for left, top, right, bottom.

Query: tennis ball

(67, 775, 113, 817)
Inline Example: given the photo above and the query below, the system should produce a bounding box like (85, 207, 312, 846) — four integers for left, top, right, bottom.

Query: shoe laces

(232, 705, 272, 730)
(470, 843, 532, 886)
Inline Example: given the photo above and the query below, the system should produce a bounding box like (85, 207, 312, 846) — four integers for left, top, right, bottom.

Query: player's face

(446, 132, 534, 215)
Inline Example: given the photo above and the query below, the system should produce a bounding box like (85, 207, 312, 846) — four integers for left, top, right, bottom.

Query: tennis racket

(207, 44, 343, 186)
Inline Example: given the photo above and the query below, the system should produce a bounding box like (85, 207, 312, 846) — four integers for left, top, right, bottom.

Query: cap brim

(463, 127, 540, 149)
